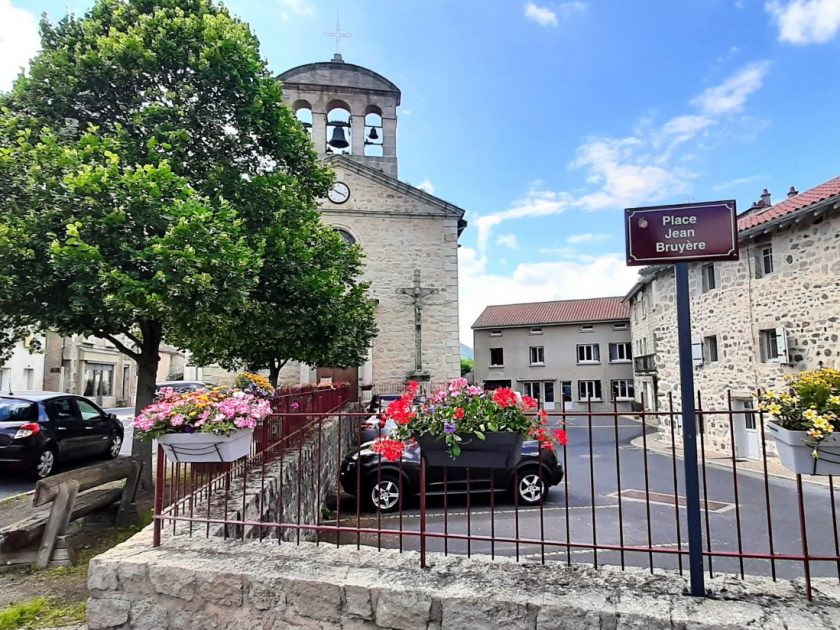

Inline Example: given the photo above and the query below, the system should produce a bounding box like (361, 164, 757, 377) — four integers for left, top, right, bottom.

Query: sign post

(625, 200, 737, 597)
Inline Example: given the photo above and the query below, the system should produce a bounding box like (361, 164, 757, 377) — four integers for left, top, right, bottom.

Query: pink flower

(170, 413, 186, 427)
(448, 377, 469, 392)
(467, 386, 483, 396)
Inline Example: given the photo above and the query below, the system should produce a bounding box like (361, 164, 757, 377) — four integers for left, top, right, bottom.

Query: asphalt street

(335, 414, 840, 581)
(0, 407, 135, 501)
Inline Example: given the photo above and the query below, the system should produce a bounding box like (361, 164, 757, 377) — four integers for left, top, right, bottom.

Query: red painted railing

(152, 390, 840, 601)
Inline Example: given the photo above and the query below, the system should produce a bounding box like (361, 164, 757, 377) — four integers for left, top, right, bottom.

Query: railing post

(420, 456, 427, 568)
(153, 444, 164, 547)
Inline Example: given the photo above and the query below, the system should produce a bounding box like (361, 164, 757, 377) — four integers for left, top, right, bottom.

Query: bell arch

(364, 105, 384, 157)
(292, 99, 313, 135)
(326, 99, 352, 155)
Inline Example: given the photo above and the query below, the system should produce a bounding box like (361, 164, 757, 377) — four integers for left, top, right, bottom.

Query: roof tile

(738, 176, 840, 231)
(472, 297, 629, 329)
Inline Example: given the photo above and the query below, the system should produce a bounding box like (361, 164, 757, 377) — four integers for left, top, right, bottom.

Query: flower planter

(417, 432, 524, 469)
(767, 422, 840, 476)
(157, 429, 253, 464)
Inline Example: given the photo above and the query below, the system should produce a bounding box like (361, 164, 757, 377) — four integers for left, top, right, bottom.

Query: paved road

(337, 414, 840, 581)
(0, 407, 135, 501)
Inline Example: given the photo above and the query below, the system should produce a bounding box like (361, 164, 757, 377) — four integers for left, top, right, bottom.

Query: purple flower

(443, 422, 456, 435)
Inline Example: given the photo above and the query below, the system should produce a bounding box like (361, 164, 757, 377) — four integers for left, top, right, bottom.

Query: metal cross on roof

(325, 12, 351, 55)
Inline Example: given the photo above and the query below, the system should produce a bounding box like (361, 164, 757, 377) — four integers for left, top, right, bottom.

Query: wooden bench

(0, 456, 142, 568)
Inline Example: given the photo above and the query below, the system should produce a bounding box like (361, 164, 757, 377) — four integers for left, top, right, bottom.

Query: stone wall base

(87, 529, 840, 629)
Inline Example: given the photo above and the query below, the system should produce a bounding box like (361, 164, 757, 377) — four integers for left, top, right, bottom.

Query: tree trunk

(268, 362, 280, 388)
(131, 320, 162, 496)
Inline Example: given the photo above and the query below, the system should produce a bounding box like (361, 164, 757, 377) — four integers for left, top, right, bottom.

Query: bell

(368, 127, 379, 140)
(328, 125, 349, 149)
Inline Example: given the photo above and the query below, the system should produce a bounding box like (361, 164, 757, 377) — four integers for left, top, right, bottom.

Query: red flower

(371, 438, 405, 462)
(522, 395, 538, 410)
(492, 388, 518, 408)
(538, 409, 548, 424)
(386, 398, 416, 425)
(554, 429, 568, 446)
(541, 440, 555, 450)
(405, 381, 420, 397)
(454, 407, 465, 420)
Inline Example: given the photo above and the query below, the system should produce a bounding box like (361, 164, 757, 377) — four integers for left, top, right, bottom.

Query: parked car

(155, 381, 216, 396)
(0, 393, 125, 479)
(359, 393, 404, 443)
(340, 440, 564, 513)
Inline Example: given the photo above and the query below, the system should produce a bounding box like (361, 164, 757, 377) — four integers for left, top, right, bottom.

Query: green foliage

(0, 597, 85, 630)
(460, 357, 474, 376)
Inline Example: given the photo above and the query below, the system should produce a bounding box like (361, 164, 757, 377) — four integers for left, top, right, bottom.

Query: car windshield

(0, 399, 37, 423)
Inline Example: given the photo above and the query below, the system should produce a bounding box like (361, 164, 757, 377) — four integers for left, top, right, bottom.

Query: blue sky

(3, 0, 840, 344)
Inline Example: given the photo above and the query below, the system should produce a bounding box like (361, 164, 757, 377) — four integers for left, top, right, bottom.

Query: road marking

(329, 504, 621, 523)
(607, 489, 736, 514)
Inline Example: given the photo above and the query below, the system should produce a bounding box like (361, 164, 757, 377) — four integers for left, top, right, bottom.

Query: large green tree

(0, 0, 337, 487)
(186, 220, 378, 387)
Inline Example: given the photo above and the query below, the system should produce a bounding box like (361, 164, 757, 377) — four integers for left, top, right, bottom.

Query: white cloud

(690, 61, 771, 116)
(277, 0, 316, 20)
(417, 178, 435, 194)
(475, 185, 572, 250)
(0, 0, 39, 92)
(565, 232, 612, 244)
(458, 247, 638, 343)
(766, 0, 840, 44)
(712, 174, 764, 191)
(496, 233, 519, 249)
(524, 2, 558, 26)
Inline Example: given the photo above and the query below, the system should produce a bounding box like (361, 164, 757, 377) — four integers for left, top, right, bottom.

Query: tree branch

(104, 334, 142, 361)
(123, 330, 142, 348)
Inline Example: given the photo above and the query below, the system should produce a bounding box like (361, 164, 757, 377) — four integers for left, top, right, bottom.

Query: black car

(359, 393, 404, 443)
(0, 393, 125, 479)
(340, 440, 564, 513)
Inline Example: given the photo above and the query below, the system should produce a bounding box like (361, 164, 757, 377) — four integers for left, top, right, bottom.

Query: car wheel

(514, 470, 546, 506)
(31, 447, 57, 480)
(366, 473, 403, 513)
(107, 433, 123, 459)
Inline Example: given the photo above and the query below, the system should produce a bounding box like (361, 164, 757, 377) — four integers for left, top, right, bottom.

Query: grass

(0, 597, 85, 630)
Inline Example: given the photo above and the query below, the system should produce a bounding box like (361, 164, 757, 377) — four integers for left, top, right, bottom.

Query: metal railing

(152, 390, 840, 601)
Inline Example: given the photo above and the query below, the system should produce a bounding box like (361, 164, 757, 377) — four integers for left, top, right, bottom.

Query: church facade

(273, 54, 466, 387)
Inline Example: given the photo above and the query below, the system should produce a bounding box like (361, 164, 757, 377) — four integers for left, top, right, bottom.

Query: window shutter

(775, 327, 789, 363)
(692, 338, 703, 366)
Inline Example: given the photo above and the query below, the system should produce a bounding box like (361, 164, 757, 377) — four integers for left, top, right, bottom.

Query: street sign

(625, 200, 738, 266)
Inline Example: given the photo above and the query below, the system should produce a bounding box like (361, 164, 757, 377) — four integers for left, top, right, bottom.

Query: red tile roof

(472, 297, 629, 329)
(738, 176, 840, 231)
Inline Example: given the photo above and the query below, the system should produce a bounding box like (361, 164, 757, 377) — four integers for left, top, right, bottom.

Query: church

(270, 52, 467, 390)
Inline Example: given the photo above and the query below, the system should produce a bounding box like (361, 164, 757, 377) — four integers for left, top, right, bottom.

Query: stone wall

(87, 532, 840, 629)
(629, 208, 840, 452)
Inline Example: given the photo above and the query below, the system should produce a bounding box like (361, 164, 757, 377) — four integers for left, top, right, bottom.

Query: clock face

(328, 181, 350, 204)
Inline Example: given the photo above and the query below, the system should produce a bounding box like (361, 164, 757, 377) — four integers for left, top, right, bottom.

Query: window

(703, 335, 719, 363)
(613, 322, 628, 331)
(45, 398, 78, 423)
(83, 363, 114, 397)
(578, 380, 602, 401)
(334, 228, 356, 245)
(577, 344, 600, 364)
(529, 346, 545, 365)
(76, 399, 102, 421)
(122, 365, 131, 400)
(611, 379, 635, 401)
(609, 342, 632, 363)
(544, 381, 555, 404)
(0, 368, 10, 393)
(24, 368, 34, 390)
(530, 327, 543, 335)
(702, 264, 716, 292)
(522, 382, 541, 401)
(489, 347, 504, 367)
(489, 329, 502, 337)
(757, 245, 774, 277)
(760, 328, 788, 363)
(580, 324, 594, 333)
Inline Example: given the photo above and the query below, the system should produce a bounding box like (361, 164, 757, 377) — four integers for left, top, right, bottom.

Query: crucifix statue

(397, 269, 439, 379)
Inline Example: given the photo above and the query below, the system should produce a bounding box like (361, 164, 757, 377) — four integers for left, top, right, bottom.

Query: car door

(44, 397, 85, 460)
(74, 398, 113, 456)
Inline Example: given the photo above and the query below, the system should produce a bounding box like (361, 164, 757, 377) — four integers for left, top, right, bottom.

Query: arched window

(293, 100, 313, 136)
(334, 228, 356, 246)
(364, 106, 383, 157)
(326, 100, 352, 155)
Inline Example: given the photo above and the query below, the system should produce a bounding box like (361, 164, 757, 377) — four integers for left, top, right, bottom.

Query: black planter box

(416, 432, 524, 469)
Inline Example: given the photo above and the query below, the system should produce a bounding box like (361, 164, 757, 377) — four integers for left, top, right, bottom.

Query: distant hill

(460, 343, 473, 359)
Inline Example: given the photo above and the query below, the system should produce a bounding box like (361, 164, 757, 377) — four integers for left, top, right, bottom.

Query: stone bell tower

(277, 53, 401, 179)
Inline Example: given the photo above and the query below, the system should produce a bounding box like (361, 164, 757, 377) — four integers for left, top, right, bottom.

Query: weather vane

(325, 11, 351, 55)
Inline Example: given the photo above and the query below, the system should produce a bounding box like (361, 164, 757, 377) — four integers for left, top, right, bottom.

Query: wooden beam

(33, 456, 140, 507)
(36, 480, 78, 568)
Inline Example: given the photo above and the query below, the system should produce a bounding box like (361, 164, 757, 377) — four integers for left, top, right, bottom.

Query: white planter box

(767, 423, 840, 476)
(157, 429, 253, 463)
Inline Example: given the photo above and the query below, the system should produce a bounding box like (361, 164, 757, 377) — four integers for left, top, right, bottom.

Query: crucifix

(325, 12, 352, 56)
(397, 269, 439, 378)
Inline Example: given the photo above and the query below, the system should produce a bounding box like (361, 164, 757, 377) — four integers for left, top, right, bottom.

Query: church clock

(328, 181, 350, 204)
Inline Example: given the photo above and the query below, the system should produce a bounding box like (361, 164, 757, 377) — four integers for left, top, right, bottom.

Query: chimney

(760, 188, 772, 207)
(787, 186, 799, 198)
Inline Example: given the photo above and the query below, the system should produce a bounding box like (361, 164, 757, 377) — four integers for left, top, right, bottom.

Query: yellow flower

(768, 403, 782, 415)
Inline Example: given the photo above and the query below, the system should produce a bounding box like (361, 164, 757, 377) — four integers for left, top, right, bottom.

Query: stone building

(472, 297, 634, 412)
(0, 336, 45, 394)
(265, 53, 466, 389)
(625, 175, 840, 457)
